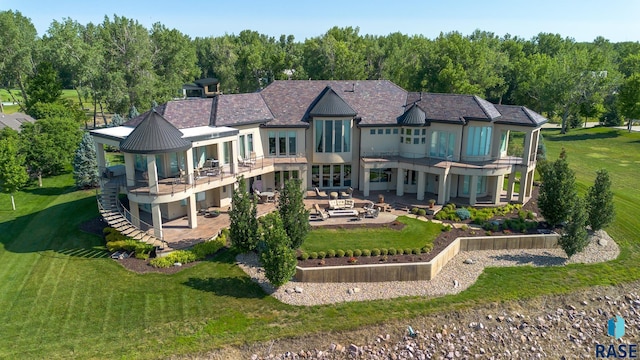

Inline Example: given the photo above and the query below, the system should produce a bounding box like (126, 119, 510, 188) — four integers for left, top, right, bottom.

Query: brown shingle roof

(214, 93, 274, 126)
(260, 80, 407, 126)
(0, 112, 36, 131)
(493, 104, 548, 127)
(409, 93, 501, 124)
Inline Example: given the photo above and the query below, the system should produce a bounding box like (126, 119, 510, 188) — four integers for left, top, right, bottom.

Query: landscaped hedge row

(434, 203, 523, 223)
(298, 243, 434, 261)
(149, 231, 228, 268)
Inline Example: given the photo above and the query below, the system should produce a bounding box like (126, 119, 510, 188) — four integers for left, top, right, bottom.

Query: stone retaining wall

(294, 234, 559, 283)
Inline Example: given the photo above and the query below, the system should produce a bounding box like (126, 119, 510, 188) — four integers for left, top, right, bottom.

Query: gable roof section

(308, 86, 357, 118)
(397, 104, 426, 126)
(120, 110, 191, 154)
(409, 93, 500, 124)
(260, 80, 407, 126)
(493, 104, 548, 127)
(213, 93, 274, 127)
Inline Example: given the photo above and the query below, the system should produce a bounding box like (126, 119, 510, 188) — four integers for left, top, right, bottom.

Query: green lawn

(0, 127, 639, 359)
(301, 216, 442, 253)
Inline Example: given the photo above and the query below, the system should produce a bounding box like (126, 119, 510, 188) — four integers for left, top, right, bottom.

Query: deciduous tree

(0, 135, 28, 210)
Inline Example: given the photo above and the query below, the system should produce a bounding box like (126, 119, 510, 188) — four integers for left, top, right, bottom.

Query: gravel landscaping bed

(236, 229, 619, 306)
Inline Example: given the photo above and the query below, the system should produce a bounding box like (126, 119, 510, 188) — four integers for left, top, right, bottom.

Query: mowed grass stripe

(32, 255, 70, 343)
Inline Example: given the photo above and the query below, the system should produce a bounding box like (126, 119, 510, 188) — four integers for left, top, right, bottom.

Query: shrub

(380, 248, 388, 256)
(485, 230, 492, 236)
(299, 252, 309, 260)
(442, 224, 452, 232)
(417, 209, 426, 216)
(135, 252, 150, 260)
(191, 236, 226, 260)
(327, 249, 336, 258)
(461, 225, 469, 231)
(371, 248, 381, 256)
(149, 257, 173, 268)
(336, 249, 345, 257)
(345, 250, 354, 257)
(353, 249, 362, 257)
(411, 207, 419, 214)
(388, 247, 397, 255)
(412, 248, 421, 255)
(404, 248, 412, 255)
(362, 249, 371, 257)
(309, 252, 318, 259)
(317, 251, 326, 259)
(434, 212, 448, 221)
(455, 208, 471, 220)
(422, 243, 433, 253)
(162, 250, 197, 264)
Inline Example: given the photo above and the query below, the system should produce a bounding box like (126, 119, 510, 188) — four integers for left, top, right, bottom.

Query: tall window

(239, 135, 246, 158)
(269, 131, 276, 155)
(429, 131, 455, 158)
(369, 168, 391, 183)
(312, 164, 351, 188)
(462, 176, 487, 195)
(268, 131, 296, 156)
(466, 126, 492, 156)
(314, 119, 351, 153)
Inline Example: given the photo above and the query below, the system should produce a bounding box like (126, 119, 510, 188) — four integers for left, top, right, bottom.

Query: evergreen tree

(277, 178, 310, 249)
(586, 169, 615, 231)
(538, 148, 577, 227)
(128, 105, 139, 120)
(258, 212, 297, 287)
(72, 132, 100, 189)
(0, 136, 29, 210)
(110, 113, 124, 127)
(558, 196, 589, 258)
(228, 176, 258, 252)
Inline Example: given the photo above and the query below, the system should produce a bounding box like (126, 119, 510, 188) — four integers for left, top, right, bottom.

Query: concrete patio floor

(145, 188, 518, 249)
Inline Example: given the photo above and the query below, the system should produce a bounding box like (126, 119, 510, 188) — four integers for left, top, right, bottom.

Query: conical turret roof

(120, 110, 191, 154)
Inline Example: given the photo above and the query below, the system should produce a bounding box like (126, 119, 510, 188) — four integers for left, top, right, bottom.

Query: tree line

(2, 10, 640, 130)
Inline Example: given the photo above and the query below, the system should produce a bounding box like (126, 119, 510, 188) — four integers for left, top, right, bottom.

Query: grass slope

(0, 127, 638, 359)
(301, 216, 441, 253)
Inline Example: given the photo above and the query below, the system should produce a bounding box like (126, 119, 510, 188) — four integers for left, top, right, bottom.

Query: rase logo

(595, 316, 638, 359)
(608, 315, 625, 339)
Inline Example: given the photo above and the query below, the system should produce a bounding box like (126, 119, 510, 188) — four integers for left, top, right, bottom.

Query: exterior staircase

(97, 183, 166, 249)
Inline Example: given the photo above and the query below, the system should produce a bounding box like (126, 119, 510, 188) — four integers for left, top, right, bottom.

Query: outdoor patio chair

(313, 203, 329, 220)
(238, 155, 255, 167)
(315, 187, 328, 198)
(340, 187, 353, 198)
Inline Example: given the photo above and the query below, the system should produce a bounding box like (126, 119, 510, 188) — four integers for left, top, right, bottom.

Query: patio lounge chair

(340, 187, 353, 199)
(315, 187, 328, 198)
(313, 203, 329, 220)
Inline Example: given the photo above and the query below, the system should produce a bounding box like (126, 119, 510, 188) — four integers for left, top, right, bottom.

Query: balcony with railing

(361, 151, 525, 171)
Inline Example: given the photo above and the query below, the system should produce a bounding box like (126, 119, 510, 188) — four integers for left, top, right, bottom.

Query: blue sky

(1, 0, 638, 42)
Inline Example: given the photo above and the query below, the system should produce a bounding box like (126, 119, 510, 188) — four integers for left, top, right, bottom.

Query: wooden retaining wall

(294, 234, 559, 283)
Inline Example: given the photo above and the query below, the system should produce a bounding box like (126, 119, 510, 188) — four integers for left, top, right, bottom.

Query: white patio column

(363, 168, 370, 197)
(522, 130, 533, 166)
(129, 200, 140, 227)
(506, 171, 516, 201)
(437, 170, 448, 205)
(416, 171, 426, 201)
(187, 194, 197, 229)
(147, 154, 159, 195)
(229, 140, 237, 174)
(124, 153, 135, 186)
(151, 203, 163, 239)
(95, 142, 106, 169)
(469, 175, 478, 206)
(185, 148, 194, 184)
(493, 174, 504, 205)
(396, 168, 405, 196)
(517, 166, 529, 203)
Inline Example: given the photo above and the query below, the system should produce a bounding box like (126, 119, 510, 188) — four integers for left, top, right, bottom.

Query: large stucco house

(90, 79, 546, 239)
